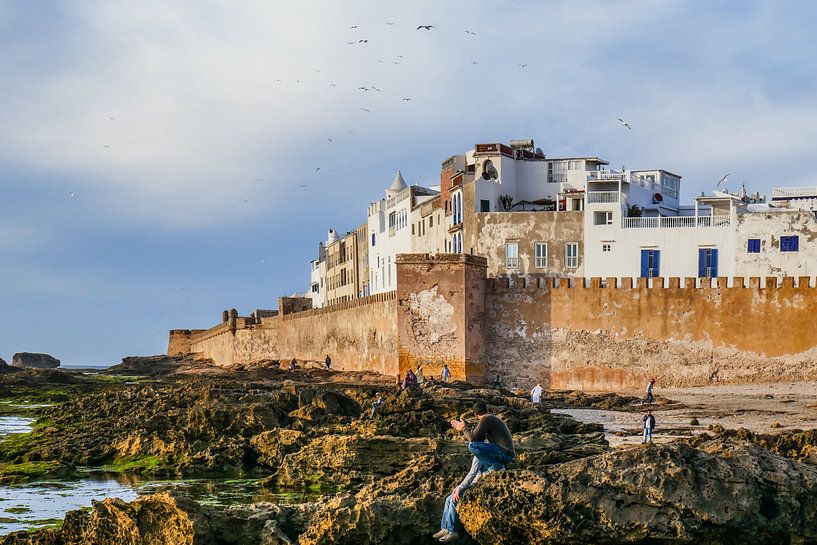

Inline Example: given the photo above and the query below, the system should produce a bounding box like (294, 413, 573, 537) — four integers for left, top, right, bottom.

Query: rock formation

(11, 353, 60, 369)
(458, 438, 817, 545)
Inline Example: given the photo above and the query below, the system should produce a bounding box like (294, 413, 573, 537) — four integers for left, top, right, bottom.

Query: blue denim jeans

(468, 441, 512, 470)
(441, 492, 461, 533)
(643, 428, 653, 442)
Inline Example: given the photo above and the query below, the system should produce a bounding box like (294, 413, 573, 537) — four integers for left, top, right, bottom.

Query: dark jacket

(643, 415, 656, 430)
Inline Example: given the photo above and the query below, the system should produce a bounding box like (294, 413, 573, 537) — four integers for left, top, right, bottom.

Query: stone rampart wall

(485, 275, 817, 390)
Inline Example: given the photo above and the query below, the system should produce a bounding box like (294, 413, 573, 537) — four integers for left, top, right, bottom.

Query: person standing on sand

(450, 400, 515, 471)
(416, 364, 425, 385)
(531, 383, 543, 404)
(645, 378, 656, 403)
(441, 364, 451, 383)
(643, 410, 656, 443)
(433, 456, 483, 542)
(325, 354, 331, 370)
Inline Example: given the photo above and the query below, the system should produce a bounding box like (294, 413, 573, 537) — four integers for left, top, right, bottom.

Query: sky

(2, 0, 817, 365)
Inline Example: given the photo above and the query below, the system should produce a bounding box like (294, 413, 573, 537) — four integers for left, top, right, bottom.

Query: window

(698, 248, 718, 278)
(565, 242, 579, 268)
(640, 249, 660, 278)
(480, 199, 490, 212)
(505, 242, 519, 269)
(452, 192, 463, 225)
(781, 235, 799, 252)
(412, 224, 415, 235)
(593, 211, 613, 225)
(662, 176, 679, 199)
(534, 242, 547, 268)
(747, 239, 760, 253)
(602, 243, 612, 252)
(451, 232, 463, 254)
(429, 215, 434, 228)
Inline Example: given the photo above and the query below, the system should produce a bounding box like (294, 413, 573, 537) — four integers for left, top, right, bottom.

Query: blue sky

(2, 0, 817, 365)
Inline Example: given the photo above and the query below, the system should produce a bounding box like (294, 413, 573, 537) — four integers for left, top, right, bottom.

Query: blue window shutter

(698, 249, 706, 278)
(654, 250, 660, 277)
(641, 250, 649, 278)
(711, 249, 718, 278)
(793, 236, 799, 251)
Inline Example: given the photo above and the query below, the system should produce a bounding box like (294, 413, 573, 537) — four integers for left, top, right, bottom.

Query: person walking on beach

(645, 378, 656, 403)
(450, 400, 515, 471)
(433, 456, 483, 542)
(416, 364, 425, 385)
(643, 410, 656, 443)
(441, 364, 451, 383)
(324, 354, 332, 370)
(531, 383, 543, 404)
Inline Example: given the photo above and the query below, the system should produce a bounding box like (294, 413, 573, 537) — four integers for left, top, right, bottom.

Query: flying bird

(299, 184, 307, 188)
(358, 86, 370, 91)
(517, 63, 528, 68)
(465, 30, 477, 36)
(350, 25, 358, 29)
(471, 61, 479, 65)
(360, 107, 370, 112)
(397, 55, 403, 58)
(371, 86, 382, 92)
(347, 41, 355, 45)
(315, 167, 321, 172)
(68, 192, 77, 199)
(617, 118, 632, 130)
(102, 144, 111, 148)
(108, 115, 115, 120)
(358, 39, 368, 44)
(386, 22, 396, 26)
(417, 25, 435, 30)
(402, 98, 412, 101)
(716, 173, 731, 188)
(327, 138, 333, 142)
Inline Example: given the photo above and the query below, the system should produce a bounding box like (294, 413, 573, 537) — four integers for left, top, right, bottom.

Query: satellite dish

(486, 165, 499, 180)
(482, 171, 491, 180)
(535, 147, 544, 157)
(653, 193, 663, 203)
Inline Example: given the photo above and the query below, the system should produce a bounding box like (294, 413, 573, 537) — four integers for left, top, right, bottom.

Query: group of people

(284, 354, 333, 371)
(400, 364, 452, 390)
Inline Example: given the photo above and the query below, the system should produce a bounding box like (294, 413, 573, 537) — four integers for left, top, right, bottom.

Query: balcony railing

(587, 170, 626, 181)
(772, 186, 817, 199)
(586, 191, 620, 204)
(622, 215, 731, 229)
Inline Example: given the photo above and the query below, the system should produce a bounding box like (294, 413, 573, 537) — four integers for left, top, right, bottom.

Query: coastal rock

(0, 357, 7, 368)
(458, 438, 817, 545)
(11, 353, 60, 369)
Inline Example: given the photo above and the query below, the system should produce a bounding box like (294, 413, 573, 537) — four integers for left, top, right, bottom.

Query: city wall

(172, 255, 817, 391)
(485, 276, 817, 390)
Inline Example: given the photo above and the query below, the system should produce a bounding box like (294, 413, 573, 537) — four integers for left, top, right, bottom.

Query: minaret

(386, 170, 408, 197)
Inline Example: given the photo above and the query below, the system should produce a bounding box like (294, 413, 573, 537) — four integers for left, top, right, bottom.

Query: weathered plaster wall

(485, 276, 817, 390)
(396, 254, 487, 382)
(186, 293, 397, 374)
(734, 210, 817, 277)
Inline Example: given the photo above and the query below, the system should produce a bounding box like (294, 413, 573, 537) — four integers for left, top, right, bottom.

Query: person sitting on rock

(288, 358, 297, 371)
(441, 364, 451, 383)
(643, 410, 656, 444)
(400, 369, 418, 390)
(371, 393, 385, 418)
(450, 400, 515, 471)
(433, 455, 483, 542)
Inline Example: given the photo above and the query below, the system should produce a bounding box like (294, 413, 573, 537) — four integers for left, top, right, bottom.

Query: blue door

(698, 248, 718, 278)
(640, 249, 660, 278)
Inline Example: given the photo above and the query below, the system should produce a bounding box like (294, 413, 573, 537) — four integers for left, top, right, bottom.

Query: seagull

(299, 184, 307, 188)
(327, 138, 333, 142)
(315, 167, 321, 172)
(471, 61, 479, 65)
(347, 41, 355, 45)
(386, 22, 396, 26)
(397, 55, 403, 58)
(350, 25, 358, 29)
(371, 86, 382, 92)
(358, 39, 368, 44)
(102, 144, 111, 148)
(717, 173, 731, 188)
(329, 83, 337, 87)
(357, 86, 370, 91)
(465, 30, 477, 36)
(108, 115, 115, 120)
(417, 25, 434, 30)
(517, 63, 528, 68)
(360, 107, 370, 112)
(68, 192, 77, 199)
(402, 98, 412, 101)
(260, 258, 265, 263)
(618, 118, 632, 130)
(391, 61, 401, 65)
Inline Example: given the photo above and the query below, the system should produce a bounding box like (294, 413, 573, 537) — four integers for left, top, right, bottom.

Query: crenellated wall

(485, 276, 817, 390)
(172, 256, 817, 391)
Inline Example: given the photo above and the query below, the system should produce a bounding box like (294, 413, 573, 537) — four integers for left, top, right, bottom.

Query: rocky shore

(1, 357, 817, 544)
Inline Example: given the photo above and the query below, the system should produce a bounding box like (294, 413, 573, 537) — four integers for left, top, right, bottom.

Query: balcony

(587, 170, 627, 182)
(622, 215, 731, 229)
(772, 186, 817, 200)
(586, 191, 620, 204)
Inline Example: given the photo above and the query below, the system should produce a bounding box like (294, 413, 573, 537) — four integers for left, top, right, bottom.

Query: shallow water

(0, 413, 319, 535)
(0, 476, 318, 535)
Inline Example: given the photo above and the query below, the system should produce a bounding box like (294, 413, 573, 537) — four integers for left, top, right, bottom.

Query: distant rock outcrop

(11, 353, 60, 369)
(0, 357, 7, 368)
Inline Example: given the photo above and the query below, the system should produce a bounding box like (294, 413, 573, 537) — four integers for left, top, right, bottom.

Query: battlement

(486, 275, 816, 291)
(280, 291, 396, 321)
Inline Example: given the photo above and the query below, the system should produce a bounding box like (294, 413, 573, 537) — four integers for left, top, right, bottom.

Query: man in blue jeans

(434, 400, 515, 541)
